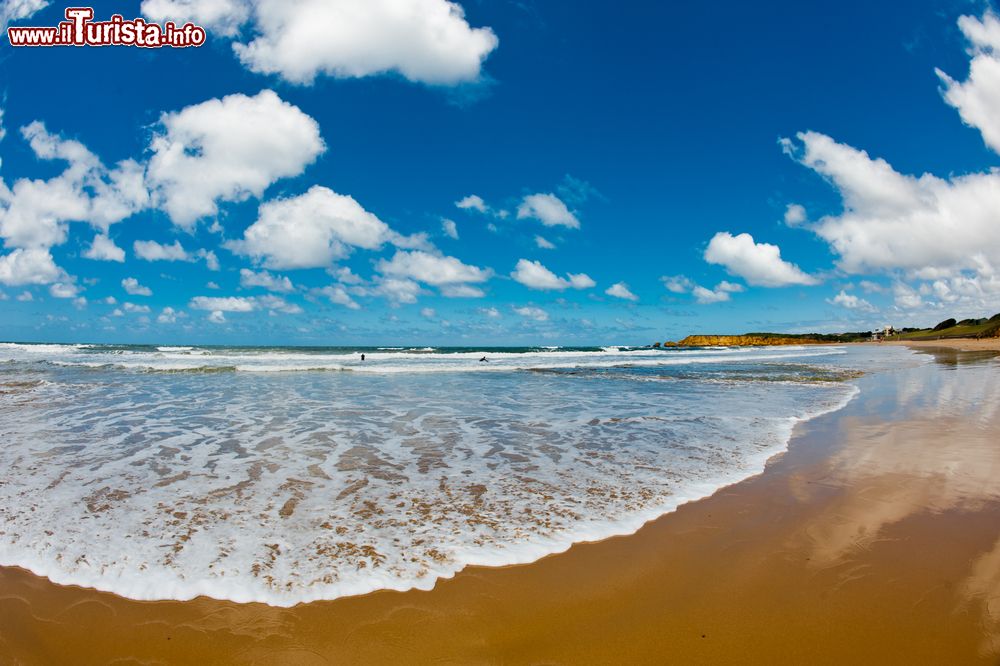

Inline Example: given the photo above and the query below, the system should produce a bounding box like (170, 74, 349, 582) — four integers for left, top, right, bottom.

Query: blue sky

(1, 0, 999, 345)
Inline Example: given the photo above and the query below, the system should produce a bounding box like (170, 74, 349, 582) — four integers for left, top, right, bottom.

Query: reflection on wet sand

(794, 346, 1000, 655)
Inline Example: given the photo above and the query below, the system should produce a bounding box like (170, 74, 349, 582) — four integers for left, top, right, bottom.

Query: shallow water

(0, 343, 916, 606)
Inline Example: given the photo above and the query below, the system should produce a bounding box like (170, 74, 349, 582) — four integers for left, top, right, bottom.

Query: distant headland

(654, 313, 1000, 347)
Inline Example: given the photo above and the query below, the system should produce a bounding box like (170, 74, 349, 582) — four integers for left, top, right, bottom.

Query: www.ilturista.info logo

(7, 7, 206, 48)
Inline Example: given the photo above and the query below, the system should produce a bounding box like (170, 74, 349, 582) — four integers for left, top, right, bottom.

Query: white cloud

(48, 282, 79, 299)
(141, 0, 250, 36)
(134, 239, 190, 262)
(230, 0, 498, 86)
(534, 235, 555, 250)
(440, 283, 485, 298)
(480, 306, 500, 318)
(123, 302, 151, 313)
(441, 218, 458, 239)
(516, 193, 579, 229)
(190, 296, 257, 312)
(661, 275, 694, 294)
(510, 258, 592, 291)
(315, 284, 360, 310)
(240, 268, 294, 292)
(376, 277, 422, 305)
(828, 289, 877, 313)
(938, 13, 1000, 154)
(0, 123, 147, 249)
(704, 231, 816, 287)
(257, 294, 303, 314)
(229, 185, 393, 269)
(84, 234, 125, 262)
(785, 127, 1000, 282)
(893, 282, 924, 310)
(377, 250, 490, 289)
(420, 307, 436, 319)
(199, 249, 220, 271)
(605, 282, 638, 301)
(455, 194, 487, 212)
(784, 203, 806, 226)
(207, 310, 226, 324)
(157, 306, 180, 323)
(0, 248, 63, 286)
(692, 281, 744, 304)
(1, 1, 50, 31)
(147, 90, 324, 228)
(122, 277, 152, 296)
(16, 291, 33, 302)
(513, 305, 548, 321)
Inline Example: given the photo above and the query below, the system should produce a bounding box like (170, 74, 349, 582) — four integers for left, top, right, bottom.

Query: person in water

(361, 353, 365, 361)
(479, 356, 488, 362)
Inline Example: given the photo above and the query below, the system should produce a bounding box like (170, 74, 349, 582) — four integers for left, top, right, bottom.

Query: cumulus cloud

(516, 193, 579, 229)
(480, 306, 500, 318)
(784, 203, 806, 226)
(510, 258, 593, 291)
(376, 249, 490, 298)
(230, 0, 498, 86)
(375, 276, 422, 305)
(48, 282, 80, 299)
(84, 234, 125, 262)
(1, 0, 50, 31)
(123, 302, 151, 313)
(141, 0, 250, 35)
(0, 122, 147, 250)
(229, 185, 394, 269)
(605, 282, 638, 301)
(157, 306, 181, 324)
(147, 90, 324, 228)
(704, 231, 816, 287)
(661, 275, 694, 294)
(314, 284, 360, 309)
(534, 235, 555, 250)
(190, 296, 256, 313)
(937, 12, 1000, 154)
(0, 248, 63, 286)
(513, 305, 548, 321)
(122, 277, 152, 296)
(828, 289, 877, 313)
(134, 239, 190, 262)
(240, 268, 294, 292)
(692, 281, 744, 304)
(455, 194, 488, 213)
(769, 11, 1000, 316)
(441, 218, 458, 239)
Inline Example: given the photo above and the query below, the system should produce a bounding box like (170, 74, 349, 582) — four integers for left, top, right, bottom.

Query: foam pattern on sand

(0, 344, 887, 606)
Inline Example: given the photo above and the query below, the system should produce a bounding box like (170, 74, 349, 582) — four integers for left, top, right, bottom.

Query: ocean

(0, 342, 919, 606)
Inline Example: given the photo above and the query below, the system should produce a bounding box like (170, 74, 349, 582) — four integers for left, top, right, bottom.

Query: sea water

(0, 342, 918, 606)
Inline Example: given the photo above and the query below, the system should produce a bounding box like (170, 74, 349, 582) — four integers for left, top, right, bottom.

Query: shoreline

(2, 344, 1000, 662)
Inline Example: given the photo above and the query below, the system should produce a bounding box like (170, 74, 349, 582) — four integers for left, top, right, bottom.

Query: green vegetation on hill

(659, 313, 1000, 347)
(888, 316, 1000, 341)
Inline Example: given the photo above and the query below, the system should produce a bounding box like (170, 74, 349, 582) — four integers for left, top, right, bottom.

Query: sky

(1, 0, 1000, 345)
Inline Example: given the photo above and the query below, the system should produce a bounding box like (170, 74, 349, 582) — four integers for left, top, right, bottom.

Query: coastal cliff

(675, 334, 831, 347)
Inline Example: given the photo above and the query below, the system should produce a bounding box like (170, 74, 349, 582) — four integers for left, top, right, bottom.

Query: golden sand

(2, 344, 1000, 664)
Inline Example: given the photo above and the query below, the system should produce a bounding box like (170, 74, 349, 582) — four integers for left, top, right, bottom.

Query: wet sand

(3, 345, 1000, 664)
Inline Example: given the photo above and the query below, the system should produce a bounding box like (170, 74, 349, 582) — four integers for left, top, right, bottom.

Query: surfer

(479, 356, 488, 362)
(361, 353, 365, 361)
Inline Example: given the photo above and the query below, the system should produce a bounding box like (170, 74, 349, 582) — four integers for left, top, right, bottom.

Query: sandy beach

(0, 342, 997, 664)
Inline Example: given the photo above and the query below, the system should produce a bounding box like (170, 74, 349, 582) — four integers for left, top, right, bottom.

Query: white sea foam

(0, 343, 895, 607)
